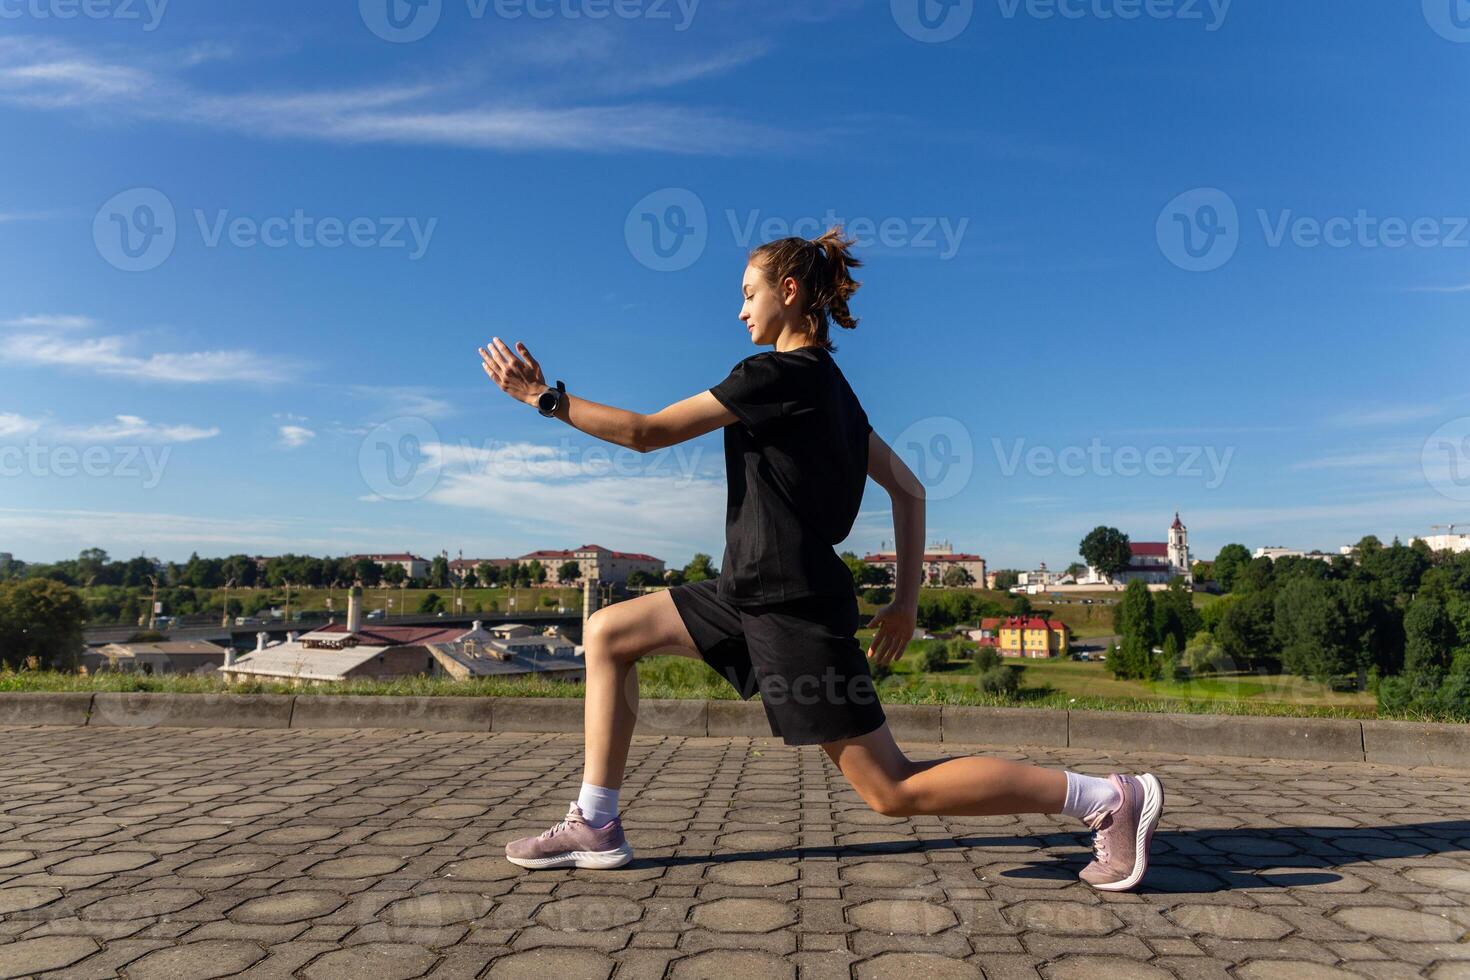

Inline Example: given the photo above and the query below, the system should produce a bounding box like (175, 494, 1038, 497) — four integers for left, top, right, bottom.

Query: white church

(1082, 512, 1193, 587)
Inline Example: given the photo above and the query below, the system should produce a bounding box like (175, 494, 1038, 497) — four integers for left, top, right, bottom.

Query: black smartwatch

(537, 379, 566, 417)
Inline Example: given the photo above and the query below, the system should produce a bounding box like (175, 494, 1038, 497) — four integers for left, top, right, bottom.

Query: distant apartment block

(1415, 526, 1470, 554)
(450, 544, 665, 587)
(1253, 547, 1339, 562)
(972, 616, 1071, 658)
(861, 541, 986, 590)
(351, 552, 430, 579)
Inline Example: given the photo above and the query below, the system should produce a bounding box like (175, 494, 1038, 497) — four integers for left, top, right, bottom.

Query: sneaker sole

(505, 844, 634, 870)
(1091, 773, 1163, 892)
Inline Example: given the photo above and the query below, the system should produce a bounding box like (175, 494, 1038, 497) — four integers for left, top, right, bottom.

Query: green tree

(1216, 589, 1275, 670)
(1110, 580, 1159, 679)
(558, 561, 582, 585)
(420, 592, 445, 614)
(684, 553, 718, 583)
(992, 569, 1020, 590)
(429, 555, 450, 589)
(0, 579, 87, 670)
(1212, 543, 1252, 592)
(1079, 526, 1132, 583)
(917, 641, 948, 672)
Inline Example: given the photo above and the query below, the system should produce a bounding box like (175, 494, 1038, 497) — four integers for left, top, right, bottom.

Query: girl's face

(739, 262, 798, 346)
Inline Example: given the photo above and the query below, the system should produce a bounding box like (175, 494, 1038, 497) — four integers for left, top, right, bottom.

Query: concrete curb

(289, 695, 492, 732)
(0, 693, 1464, 767)
(0, 692, 93, 726)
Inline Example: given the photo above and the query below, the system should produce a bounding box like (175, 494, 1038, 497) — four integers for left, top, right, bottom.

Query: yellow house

(982, 616, 1070, 659)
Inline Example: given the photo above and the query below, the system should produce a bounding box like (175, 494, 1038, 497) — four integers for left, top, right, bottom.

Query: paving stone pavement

(0, 725, 1468, 979)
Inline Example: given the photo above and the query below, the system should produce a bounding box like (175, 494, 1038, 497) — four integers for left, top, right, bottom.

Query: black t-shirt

(707, 346, 873, 607)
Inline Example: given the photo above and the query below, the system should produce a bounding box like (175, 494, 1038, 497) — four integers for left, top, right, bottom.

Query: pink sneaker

(504, 803, 634, 870)
(1079, 773, 1164, 892)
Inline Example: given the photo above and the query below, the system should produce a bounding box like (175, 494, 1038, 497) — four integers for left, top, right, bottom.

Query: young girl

(477, 227, 1164, 891)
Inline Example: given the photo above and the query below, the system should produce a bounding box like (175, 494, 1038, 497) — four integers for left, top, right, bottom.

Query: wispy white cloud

(2, 314, 99, 330)
(0, 412, 43, 437)
(55, 415, 219, 444)
(1407, 282, 1470, 293)
(0, 412, 217, 444)
(278, 425, 315, 448)
(1324, 403, 1445, 428)
(1, 325, 289, 384)
(0, 37, 792, 156)
(405, 438, 724, 552)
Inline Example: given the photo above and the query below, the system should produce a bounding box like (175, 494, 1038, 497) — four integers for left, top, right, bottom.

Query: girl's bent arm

(867, 430, 925, 608)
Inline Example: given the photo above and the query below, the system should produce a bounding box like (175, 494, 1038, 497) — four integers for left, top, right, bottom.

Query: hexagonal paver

(706, 862, 799, 886)
(177, 854, 281, 878)
(1332, 906, 1464, 941)
(81, 888, 203, 920)
(1004, 901, 1121, 937)
(692, 897, 797, 933)
(0, 936, 100, 978)
(848, 899, 958, 935)
(486, 949, 615, 980)
(1405, 867, 1470, 892)
(1167, 904, 1291, 940)
(47, 852, 156, 875)
(0, 886, 62, 914)
(1044, 958, 1173, 980)
(1236, 964, 1367, 980)
(307, 855, 406, 879)
(382, 893, 493, 926)
(535, 895, 642, 932)
(302, 943, 437, 980)
(125, 940, 265, 980)
(671, 950, 794, 979)
(841, 862, 938, 888)
(857, 953, 982, 980)
(229, 891, 346, 924)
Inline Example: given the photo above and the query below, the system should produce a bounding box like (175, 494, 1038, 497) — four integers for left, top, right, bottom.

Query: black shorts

(667, 579, 887, 746)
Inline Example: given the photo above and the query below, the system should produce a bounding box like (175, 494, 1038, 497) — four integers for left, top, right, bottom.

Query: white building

(861, 540, 987, 590)
(451, 544, 665, 587)
(352, 552, 430, 580)
(1253, 547, 1337, 562)
(1415, 527, 1470, 554)
(1083, 513, 1192, 586)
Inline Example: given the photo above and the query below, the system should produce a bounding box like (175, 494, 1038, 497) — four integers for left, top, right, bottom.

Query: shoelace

(541, 810, 585, 840)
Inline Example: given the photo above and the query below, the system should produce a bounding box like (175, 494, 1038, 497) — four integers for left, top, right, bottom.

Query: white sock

(575, 782, 620, 827)
(1062, 771, 1121, 822)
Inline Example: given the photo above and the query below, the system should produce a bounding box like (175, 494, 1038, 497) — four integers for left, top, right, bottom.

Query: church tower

(1168, 512, 1191, 582)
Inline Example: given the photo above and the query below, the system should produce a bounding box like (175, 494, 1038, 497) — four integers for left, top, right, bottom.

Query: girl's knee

(856, 776, 918, 818)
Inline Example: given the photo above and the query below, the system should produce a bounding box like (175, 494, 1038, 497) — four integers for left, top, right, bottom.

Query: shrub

(863, 587, 893, 605)
(977, 665, 1018, 697)
(974, 646, 1001, 673)
(917, 642, 949, 673)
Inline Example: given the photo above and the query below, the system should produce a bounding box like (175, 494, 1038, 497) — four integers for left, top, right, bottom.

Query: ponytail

(749, 225, 864, 352)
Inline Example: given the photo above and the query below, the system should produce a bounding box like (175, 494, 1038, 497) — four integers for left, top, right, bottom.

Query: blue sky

(2, 0, 1468, 571)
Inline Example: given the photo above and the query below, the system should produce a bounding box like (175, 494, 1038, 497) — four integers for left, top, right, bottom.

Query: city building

(220, 590, 584, 686)
(351, 553, 430, 579)
(1415, 526, 1470, 554)
(85, 640, 230, 676)
(449, 544, 665, 588)
(1082, 513, 1192, 586)
(861, 541, 987, 590)
(1252, 547, 1338, 562)
(972, 617, 1071, 658)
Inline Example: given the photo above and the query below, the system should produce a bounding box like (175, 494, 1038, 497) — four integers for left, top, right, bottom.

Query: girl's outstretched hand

(866, 601, 917, 667)
(478, 337, 547, 407)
